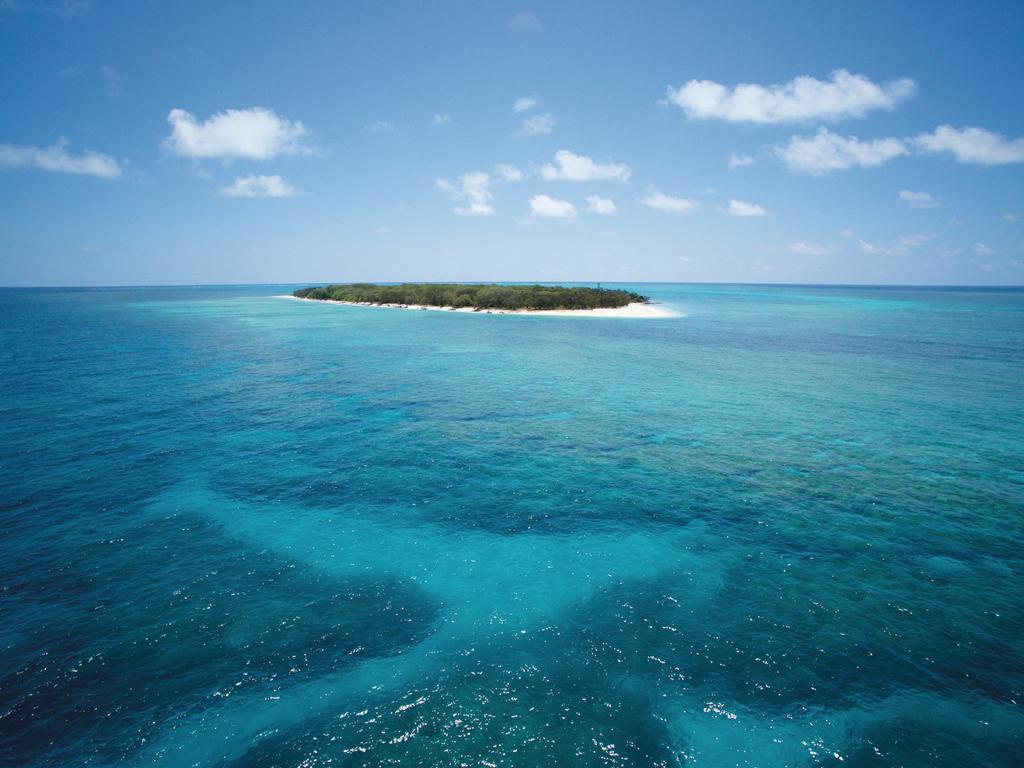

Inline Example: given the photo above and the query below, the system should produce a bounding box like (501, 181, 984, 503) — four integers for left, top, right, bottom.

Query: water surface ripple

(1, 284, 1022, 766)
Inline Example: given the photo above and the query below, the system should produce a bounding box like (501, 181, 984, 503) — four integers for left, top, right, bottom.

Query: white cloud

(775, 124, 1024, 174)
(519, 113, 557, 136)
(437, 171, 494, 216)
(789, 242, 839, 256)
(776, 128, 909, 174)
(540, 149, 631, 182)
(728, 153, 755, 169)
(365, 120, 395, 134)
(431, 113, 452, 126)
(100, 64, 122, 96)
(494, 163, 524, 182)
(641, 191, 697, 213)
(219, 174, 297, 198)
(2, 0, 93, 17)
(858, 233, 932, 256)
(899, 189, 942, 209)
(508, 12, 542, 33)
(51, 0, 93, 17)
(0, 138, 120, 178)
(1004, 212, 1021, 222)
(899, 233, 933, 247)
(728, 199, 767, 217)
(164, 107, 310, 160)
(585, 195, 617, 215)
(839, 228, 854, 237)
(513, 95, 539, 113)
(438, 164, 523, 216)
(915, 125, 1024, 165)
(529, 194, 576, 219)
(973, 242, 996, 255)
(666, 69, 914, 124)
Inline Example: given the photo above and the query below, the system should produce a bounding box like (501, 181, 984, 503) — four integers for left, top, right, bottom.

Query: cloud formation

(789, 242, 839, 256)
(513, 96, 539, 113)
(858, 233, 932, 256)
(365, 120, 395, 134)
(519, 113, 556, 136)
(165, 107, 310, 160)
(431, 113, 452, 126)
(585, 195, 617, 215)
(540, 150, 631, 181)
(776, 124, 1024, 174)
(219, 174, 297, 198)
(0, 138, 120, 178)
(508, 12, 542, 33)
(915, 125, 1024, 165)
(667, 69, 914, 124)
(437, 171, 494, 216)
(530, 194, 576, 218)
(776, 128, 909, 174)
(728, 199, 767, 217)
(728, 153, 755, 169)
(899, 190, 942, 209)
(100, 65, 122, 96)
(1, 0, 93, 17)
(494, 163, 524, 182)
(898, 234, 933, 247)
(641, 191, 696, 213)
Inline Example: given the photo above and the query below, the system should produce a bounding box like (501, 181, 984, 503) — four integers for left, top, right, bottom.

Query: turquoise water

(1, 284, 1022, 767)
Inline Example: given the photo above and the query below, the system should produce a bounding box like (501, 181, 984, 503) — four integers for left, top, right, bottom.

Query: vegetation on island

(293, 283, 649, 310)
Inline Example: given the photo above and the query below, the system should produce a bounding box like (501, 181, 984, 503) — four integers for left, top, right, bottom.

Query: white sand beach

(280, 296, 679, 318)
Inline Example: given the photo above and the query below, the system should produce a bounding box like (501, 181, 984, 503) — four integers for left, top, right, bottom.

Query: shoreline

(279, 295, 679, 318)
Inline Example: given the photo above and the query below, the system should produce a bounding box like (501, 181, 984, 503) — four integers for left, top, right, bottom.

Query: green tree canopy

(293, 283, 649, 310)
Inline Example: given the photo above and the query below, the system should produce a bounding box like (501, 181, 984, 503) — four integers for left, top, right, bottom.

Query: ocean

(1, 283, 1022, 767)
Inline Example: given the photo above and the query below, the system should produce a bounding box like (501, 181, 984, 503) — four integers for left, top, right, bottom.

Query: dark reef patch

(0, 513, 438, 767)
(226, 625, 685, 768)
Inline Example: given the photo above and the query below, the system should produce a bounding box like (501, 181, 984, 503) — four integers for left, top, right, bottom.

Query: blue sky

(1, 0, 1023, 286)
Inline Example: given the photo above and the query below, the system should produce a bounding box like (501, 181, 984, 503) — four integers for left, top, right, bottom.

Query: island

(289, 283, 675, 317)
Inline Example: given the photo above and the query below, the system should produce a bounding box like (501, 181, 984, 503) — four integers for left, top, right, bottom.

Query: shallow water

(1, 283, 1022, 766)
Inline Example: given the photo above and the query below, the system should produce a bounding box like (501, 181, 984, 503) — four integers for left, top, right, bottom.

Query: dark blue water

(1, 284, 1022, 766)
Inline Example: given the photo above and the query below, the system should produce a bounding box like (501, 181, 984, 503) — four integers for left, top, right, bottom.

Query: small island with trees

(290, 283, 669, 317)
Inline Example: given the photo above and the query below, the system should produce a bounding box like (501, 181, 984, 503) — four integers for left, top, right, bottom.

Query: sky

(1, 0, 1023, 286)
